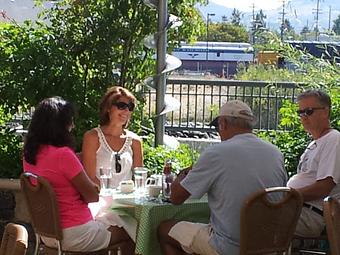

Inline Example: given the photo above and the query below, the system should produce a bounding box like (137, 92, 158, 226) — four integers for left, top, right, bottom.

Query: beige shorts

(295, 207, 325, 237)
(42, 220, 111, 252)
(169, 221, 220, 255)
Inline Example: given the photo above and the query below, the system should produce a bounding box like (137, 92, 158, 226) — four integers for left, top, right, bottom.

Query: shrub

(0, 128, 22, 178)
(143, 137, 199, 175)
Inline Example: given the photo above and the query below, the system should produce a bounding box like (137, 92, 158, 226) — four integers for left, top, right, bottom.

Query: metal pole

(206, 17, 209, 71)
(155, 0, 168, 146)
(205, 13, 215, 73)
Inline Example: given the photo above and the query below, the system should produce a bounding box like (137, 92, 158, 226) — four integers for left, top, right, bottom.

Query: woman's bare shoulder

(83, 128, 99, 140)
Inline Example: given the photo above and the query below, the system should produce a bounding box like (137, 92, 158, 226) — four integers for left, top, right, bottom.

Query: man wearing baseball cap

(158, 100, 287, 255)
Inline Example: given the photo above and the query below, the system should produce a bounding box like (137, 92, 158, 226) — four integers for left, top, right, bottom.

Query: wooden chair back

(324, 196, 340, 255)
(20, 172, 62, 241)
(240, 187, 303, 255)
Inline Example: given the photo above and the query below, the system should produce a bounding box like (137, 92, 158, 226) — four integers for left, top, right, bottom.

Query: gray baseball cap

(209, 100, 255, 127)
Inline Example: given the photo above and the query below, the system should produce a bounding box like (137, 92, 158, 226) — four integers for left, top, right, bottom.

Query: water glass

(99, 167, 112, 195)
(134, 167, 148, 193)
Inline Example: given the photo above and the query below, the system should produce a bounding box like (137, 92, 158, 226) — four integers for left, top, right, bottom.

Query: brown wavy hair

(99, 86, 136, 126)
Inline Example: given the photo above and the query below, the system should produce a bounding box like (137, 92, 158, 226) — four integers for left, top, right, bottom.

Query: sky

(199, 0, 340, 32)
(209, 0, 282, 12)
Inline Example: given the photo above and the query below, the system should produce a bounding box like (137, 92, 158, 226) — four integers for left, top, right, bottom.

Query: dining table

(110, 190, 210, 255)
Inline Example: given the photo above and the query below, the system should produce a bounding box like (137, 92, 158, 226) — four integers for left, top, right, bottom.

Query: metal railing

(143, 78, 303, 132)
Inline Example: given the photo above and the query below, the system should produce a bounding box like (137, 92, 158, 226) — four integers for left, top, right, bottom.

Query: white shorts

(42, 220, 111, 252)
(169, 221, 220, 255)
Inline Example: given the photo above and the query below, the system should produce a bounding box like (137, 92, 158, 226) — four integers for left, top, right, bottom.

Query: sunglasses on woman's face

(115, 154, 121, 173)
(297, 107, 325, 117)
(112, 101, 135, 112)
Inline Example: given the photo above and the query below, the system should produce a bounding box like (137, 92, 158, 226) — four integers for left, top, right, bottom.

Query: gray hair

(297, 89, 331, 108)
(220, 116, 255, 130)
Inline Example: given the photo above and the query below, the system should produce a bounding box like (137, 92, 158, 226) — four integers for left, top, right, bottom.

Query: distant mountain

(198, 0, 340, 33)
(1, 0, 340, 34)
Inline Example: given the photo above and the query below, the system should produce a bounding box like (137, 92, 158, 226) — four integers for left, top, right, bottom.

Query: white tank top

(95, 127, 133, 188)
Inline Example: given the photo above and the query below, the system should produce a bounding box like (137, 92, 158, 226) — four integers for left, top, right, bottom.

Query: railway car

(172, 41, 254, 77)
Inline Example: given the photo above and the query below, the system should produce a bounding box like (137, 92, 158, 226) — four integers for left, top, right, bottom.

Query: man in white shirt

(287, 89, 340, 237)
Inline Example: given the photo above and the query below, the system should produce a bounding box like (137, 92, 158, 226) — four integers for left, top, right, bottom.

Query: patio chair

(0, 223, 28, 255)
(292, 233, 328, 254)
(20, 172, 127, 255)
(240, 187, 303, 255)
(324, 196, 340, 255)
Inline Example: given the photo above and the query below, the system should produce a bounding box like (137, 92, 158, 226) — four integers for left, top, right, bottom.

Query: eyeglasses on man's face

(112, 101, 135, 112)
(297, 107, 325, 117)
(115, 154, 121, 173)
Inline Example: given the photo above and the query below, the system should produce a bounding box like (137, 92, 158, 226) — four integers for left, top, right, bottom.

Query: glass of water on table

(134, 167, 148, 197)
(99, 167, 112, 196)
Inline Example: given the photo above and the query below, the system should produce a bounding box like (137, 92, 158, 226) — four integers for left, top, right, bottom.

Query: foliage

(200, 22, 249, 42)
(244, 32, 340, 175)
(0, 0, 206, 178)
(236, 64, 306, 82)
(143, 138, 199, 175)
(253, 10, 267, 31)
(257, 100, 309, 176)
(332, 14, 340, 35)
(280, 19, 301, 40)
(230, 8, 243, 26)
(0, 128, 22, 178)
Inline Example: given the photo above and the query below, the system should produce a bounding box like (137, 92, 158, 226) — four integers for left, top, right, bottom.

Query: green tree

(300, 25, 311, 40)
(251, 9, 267, 44)
(231, 8, 243, 26)
(253, 10, 267, 31)
(283, 19, 293, 32)
(0, 0, 206, 177)
(199, 22, 249, 42)
(281, 19, 300, 40)
(332, 14, 340, 35)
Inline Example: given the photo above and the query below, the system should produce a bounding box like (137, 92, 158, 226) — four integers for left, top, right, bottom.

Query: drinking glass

(134, 167, 148, 195)
(99, 167, 112, 195)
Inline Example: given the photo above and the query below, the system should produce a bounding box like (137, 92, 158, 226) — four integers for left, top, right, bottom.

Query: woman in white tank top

(81, 86, 143, 243)
(82, 86, 143, 188)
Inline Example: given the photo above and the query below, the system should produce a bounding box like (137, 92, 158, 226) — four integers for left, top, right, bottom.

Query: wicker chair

(0, 223, 28, 255)
(240, 187, 303, 255)
(20, 172, 128, 255)
(324, 196, 340, 255)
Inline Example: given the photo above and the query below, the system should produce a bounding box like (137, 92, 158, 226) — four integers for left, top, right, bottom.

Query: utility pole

(279, 0, 286, 41)
(251, 3, 256, 44)
(313, 0, 322, 41)
(328, 6, 332, 32)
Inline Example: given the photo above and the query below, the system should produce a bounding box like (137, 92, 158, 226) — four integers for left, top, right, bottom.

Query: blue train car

(287, 41, 340, 63)
(172, 41, 254, 77)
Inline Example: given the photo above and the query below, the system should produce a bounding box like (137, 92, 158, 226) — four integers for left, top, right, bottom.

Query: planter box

(0, 178, 30, 222)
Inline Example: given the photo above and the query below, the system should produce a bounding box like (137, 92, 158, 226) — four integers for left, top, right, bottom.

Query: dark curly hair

(23, 97, 75, 165)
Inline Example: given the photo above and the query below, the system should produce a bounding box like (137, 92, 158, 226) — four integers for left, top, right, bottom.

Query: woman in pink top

(23, 97, 134, 253)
